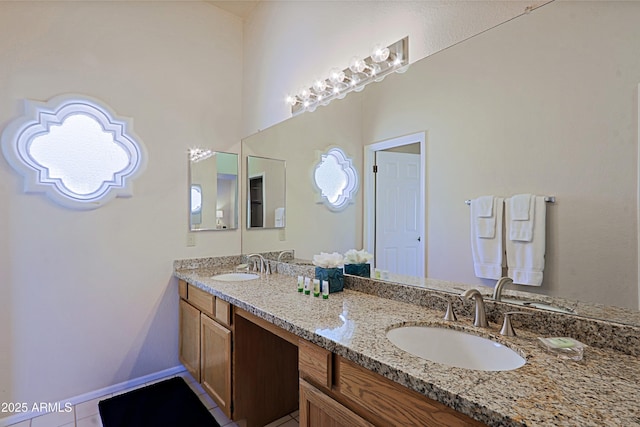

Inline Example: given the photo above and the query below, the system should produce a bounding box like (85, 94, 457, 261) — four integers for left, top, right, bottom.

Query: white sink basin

(211, 273, 260, 282)
(386, 326, 525, 371)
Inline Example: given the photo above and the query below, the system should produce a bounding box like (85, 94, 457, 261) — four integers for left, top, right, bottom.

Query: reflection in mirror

(313, 147, 358, 211)
(246, 156, 286, 229)
(240, 2, 640, 324)
(189, 150, 238, 231)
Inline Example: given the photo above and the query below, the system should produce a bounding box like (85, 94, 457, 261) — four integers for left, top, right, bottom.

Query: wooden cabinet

(178, 280, 233, 418)
(180, 279, 484, 426)
(300, 379, 374, 427)
(201, 313, 232, 417)
(299, 340, 485, 427)
(179, 299, 201, 381)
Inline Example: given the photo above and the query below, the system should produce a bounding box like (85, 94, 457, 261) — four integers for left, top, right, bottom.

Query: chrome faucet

(247, 254, 266, 273)
(461, 289, 488, 328)
(492, 277, 514, 302)
(277, 250, 294, 262)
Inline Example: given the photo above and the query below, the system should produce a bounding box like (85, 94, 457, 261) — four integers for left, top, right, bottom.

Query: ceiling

(206, 1, 260, 20)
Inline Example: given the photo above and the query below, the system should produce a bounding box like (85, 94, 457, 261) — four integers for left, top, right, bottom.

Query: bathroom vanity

(174, 257, 640, 427)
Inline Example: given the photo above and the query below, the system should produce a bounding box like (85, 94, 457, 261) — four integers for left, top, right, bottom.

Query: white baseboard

(0, 365, 187, 427)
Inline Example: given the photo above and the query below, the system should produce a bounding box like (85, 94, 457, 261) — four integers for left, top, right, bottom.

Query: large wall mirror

(246, 156, 286, 229)
(189, 150, 238, 231)
(240, 2, 640, 326)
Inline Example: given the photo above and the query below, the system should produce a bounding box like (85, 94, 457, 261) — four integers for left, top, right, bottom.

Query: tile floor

(6, 372, 299, 427)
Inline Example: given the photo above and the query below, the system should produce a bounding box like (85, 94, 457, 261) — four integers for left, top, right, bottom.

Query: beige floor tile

(210, 406, 233, 426)
(197, 391, 218, 410)
(74, 397, 103, 420)
(30, 408, 75, 427)
(76, 413, 103, 427)
(264, 415, 294, 427)
(277, 419, 298, 427)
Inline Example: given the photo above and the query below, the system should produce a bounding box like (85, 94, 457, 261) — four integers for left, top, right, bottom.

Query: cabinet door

(300, 379, 374, 427)
(201, 313, 232, 418)
(179, 299, 201, 381)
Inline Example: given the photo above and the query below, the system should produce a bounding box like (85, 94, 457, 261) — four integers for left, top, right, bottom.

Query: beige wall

(242, 95, 364, 257)
(362, 0, 639, 307)
(241, 0, 547, 137)
(0, 1, 242, 415)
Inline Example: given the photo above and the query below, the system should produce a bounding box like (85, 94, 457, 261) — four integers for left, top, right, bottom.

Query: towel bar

(465, 196, 555, 205)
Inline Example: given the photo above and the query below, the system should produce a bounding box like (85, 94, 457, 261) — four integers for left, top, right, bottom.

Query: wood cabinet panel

(300, 379, 374, 427)
(179, 299, 200, 381)
(338, 357, 485, 427)
(201, 313, 232, 418)
(179, 279, 187, 299)
(187, 285, 215, 317)
(299, 339, 332, 389)
(215, 298, 231, 326)
(234, 311, 299, 427)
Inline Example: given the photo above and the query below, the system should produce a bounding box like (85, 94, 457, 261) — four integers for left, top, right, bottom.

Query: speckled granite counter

(174, 266, 640, 427)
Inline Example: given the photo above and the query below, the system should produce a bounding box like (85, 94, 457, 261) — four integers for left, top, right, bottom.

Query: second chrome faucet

(460, 288, 488, 328)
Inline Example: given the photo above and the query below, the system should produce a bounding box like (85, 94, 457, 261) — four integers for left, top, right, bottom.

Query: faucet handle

(500, 311, 533, 336)
(433, 294, 457, 321)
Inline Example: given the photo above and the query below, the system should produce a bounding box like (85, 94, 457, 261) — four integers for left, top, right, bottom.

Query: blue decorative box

(344, 263, 370, 278)
(315, 267, 344, 293)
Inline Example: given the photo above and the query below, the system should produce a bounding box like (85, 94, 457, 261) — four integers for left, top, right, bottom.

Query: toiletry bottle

(297, 276, 304, 292)
(322, 280, 329, 299)
(313, 279, 320, 297)
(304, 277, 311, 295)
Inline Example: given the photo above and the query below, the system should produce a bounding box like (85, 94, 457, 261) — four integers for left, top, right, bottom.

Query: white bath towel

(474, 196, 496, 238)
(506, 195, 546, 286)
(509, 194, 535, 242)
(470, 196, 504, 279)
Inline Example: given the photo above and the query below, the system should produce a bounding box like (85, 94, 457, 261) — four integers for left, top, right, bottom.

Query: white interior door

(375, 151, 423, 276)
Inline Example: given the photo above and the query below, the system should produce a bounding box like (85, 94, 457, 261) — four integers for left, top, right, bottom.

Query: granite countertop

(174, 267, 640, 427)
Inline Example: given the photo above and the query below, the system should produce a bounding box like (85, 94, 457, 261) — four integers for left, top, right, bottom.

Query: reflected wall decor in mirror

(246, 155, 286, 229)
(189, 149, 238, 231)
(313, 147, 358, 212)
(240, 2, 640, 325)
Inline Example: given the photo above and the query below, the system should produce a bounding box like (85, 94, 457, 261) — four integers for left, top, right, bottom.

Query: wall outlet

(187, 232, 196, 247)
(278, 228, 286, 241)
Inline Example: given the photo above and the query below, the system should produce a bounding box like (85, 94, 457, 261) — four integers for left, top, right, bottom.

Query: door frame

(363, 131, 426, 274)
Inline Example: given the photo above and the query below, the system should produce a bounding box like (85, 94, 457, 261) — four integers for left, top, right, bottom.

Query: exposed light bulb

(298, 86, 312, 100)
(349, 56, 366, 74)
(312, 78, 327, 93)
(328, 67, 345, 84)
(285, 95, 297, 106)
(371, 44, 390, 63)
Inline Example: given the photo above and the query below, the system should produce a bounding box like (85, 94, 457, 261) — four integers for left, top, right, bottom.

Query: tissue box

(344, 263, 370, 278)
(315, 267, 344, 293)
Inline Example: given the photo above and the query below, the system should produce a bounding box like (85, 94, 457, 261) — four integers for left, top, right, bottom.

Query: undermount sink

(211, 273, 260, 282)
(386, 326, 525, 371)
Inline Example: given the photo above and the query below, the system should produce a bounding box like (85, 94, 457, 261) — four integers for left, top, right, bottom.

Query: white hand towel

(474, 196, 495, 238)
(509, 194, 535, 242)
(470, 197, 504, 279)
(510, 193, 532, 220)
(506, 195, 546, 286)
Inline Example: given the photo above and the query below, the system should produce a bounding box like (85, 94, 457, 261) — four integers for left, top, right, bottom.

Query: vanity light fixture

(189, 147, 214, 163)
(286, 37, 409, 115)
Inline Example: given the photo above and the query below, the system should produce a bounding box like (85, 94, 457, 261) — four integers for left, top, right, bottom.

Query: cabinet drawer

(179, 279, 188, 299)
(299, 339, 332, 389)
(337, 357, 485, 427)
(215, 298, 231, 327)
(187, 285, 215, 317)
